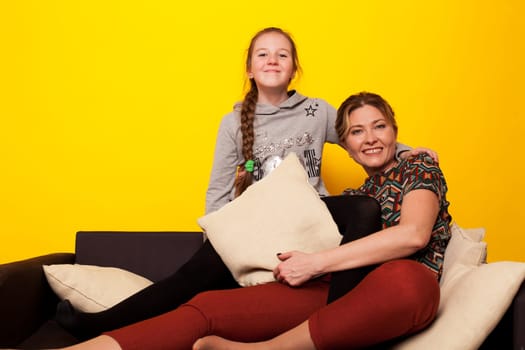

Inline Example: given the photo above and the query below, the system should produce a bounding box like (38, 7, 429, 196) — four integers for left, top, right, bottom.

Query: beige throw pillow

(197, 152, 342, 287)
(392, 223, 524, 349)
(392, 261, 525, 350)
(43, 264, 153, 312)
(441, 222, 487, 284)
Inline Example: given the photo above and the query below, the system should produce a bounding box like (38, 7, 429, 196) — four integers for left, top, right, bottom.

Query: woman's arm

(274, 188, 439, 286)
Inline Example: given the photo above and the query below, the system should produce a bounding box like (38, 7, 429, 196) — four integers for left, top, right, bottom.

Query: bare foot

(193, 335, 262, 350)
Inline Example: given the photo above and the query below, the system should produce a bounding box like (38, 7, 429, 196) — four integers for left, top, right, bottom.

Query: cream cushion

(393, 261, 525, 350)
(197, 152, 342, 287)
(392, 223, 525, 350)
(440, 222, 487, 283)
(43, 264, 153, 312)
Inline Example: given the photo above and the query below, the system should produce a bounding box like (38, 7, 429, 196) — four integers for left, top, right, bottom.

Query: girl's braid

(234, 81, 258, 197)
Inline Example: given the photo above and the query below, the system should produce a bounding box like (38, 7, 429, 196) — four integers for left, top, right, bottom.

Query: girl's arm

(274, 188, 439, 286)
(398, 145, 439, 163)
(205, 116, 240, 214)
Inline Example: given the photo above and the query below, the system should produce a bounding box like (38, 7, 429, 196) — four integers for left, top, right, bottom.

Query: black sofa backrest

(75, 231, 204, 282)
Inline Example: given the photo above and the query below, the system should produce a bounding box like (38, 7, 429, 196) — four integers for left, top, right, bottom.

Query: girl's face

(343, 104, 398, 176)
(248, 32, 295, 93)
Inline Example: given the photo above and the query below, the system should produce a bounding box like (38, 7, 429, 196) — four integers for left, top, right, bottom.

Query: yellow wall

(1, 1, 524, 263)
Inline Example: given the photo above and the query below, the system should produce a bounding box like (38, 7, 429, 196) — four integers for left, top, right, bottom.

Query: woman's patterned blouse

(344, 153, 452, 279)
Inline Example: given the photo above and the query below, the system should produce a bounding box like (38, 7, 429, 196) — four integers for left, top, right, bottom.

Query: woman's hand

(400, 147, 439, 163)
(273, 251, 323, 287)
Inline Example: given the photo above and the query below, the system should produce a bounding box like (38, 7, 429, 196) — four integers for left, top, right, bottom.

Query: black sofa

(0, 231, 203, 349)
(0, 231, 524, 349)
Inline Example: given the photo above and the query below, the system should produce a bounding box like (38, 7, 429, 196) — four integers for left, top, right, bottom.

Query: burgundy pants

(106, 259, 439, 350)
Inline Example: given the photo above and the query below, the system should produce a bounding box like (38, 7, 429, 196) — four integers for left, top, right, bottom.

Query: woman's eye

(375, 124, 386, 129)
(350, 129, 363, 135)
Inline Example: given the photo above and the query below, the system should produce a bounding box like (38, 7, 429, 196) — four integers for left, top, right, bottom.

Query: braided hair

(234, 27, 301, 197)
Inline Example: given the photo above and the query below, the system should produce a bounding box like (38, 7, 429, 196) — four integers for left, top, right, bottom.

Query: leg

(310, 260, 440, 349)
(195, 260, 439, 350)
(194, 322, 315, 350)
(107, 279, 330, 350)
(321, 195, 382, 303)
(59, 335, 123, 350)
(56, 240, 240, 339)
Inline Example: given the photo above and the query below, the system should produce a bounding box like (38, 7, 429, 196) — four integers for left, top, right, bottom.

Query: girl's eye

(257, 52, 267, 57)
(279, 53, 288, 58)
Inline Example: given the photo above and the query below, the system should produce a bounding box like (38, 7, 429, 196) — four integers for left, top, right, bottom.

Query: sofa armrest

(0, 253, 75, 347)
(513, 279, 525, 349)
(480, 278, 525, 350)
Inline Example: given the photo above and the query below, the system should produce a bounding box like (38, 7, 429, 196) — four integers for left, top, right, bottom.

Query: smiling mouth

(363, 148, 382, 154)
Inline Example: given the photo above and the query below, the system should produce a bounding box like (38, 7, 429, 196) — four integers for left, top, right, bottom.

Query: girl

(55, 26, 343, 340)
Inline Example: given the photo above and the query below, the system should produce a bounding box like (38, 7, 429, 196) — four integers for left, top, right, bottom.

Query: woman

(56, 91, 451, 349)
(55, 27, 424, 340)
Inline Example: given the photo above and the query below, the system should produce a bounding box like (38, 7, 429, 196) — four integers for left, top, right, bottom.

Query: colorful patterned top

(344, 153, 452, 279)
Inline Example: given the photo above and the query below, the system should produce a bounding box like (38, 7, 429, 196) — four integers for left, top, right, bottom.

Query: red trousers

(107, 259, 439, 350)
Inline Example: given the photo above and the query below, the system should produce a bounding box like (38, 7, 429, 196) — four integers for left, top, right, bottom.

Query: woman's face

(248, 32, 295, 92)
(343, 104, 398, 176)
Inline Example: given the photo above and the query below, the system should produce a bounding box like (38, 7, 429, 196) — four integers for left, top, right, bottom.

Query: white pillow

(392, 261, 525, 350)
(393, 223, 523, 349)
(441, 222, 487, 284)
(43, 264, 153, 312)
(197, 152, 342, 287)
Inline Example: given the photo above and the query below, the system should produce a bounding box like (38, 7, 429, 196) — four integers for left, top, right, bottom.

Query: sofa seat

(1, 230, 524, 350)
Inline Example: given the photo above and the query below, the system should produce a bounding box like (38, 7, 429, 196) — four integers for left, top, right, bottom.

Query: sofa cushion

(43, 264, 153, 312)
(392, 261, 525, 350)
(441, 222, 487, 284)
(198, 152, 342, 287)
(391, 223, 520, 350)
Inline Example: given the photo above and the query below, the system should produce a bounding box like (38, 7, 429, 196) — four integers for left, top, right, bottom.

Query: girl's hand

(400, 147, 439, 163)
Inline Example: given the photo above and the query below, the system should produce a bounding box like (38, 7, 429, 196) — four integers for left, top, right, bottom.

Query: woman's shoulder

(400, 152, 449, 208)
(399, 153, 447, 188)
(403, 153, 440, 170)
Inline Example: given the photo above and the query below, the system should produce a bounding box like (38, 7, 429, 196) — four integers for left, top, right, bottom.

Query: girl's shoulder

(217, 109, 241, 131)
(295, 92, 333, 107)
(291, 93, 337, 119)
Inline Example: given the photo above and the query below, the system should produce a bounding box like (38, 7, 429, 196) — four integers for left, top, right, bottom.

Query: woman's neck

(365, 159, 399, 177)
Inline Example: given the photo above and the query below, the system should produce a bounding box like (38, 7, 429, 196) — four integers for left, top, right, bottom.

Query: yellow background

(1, 1, 524, 263)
